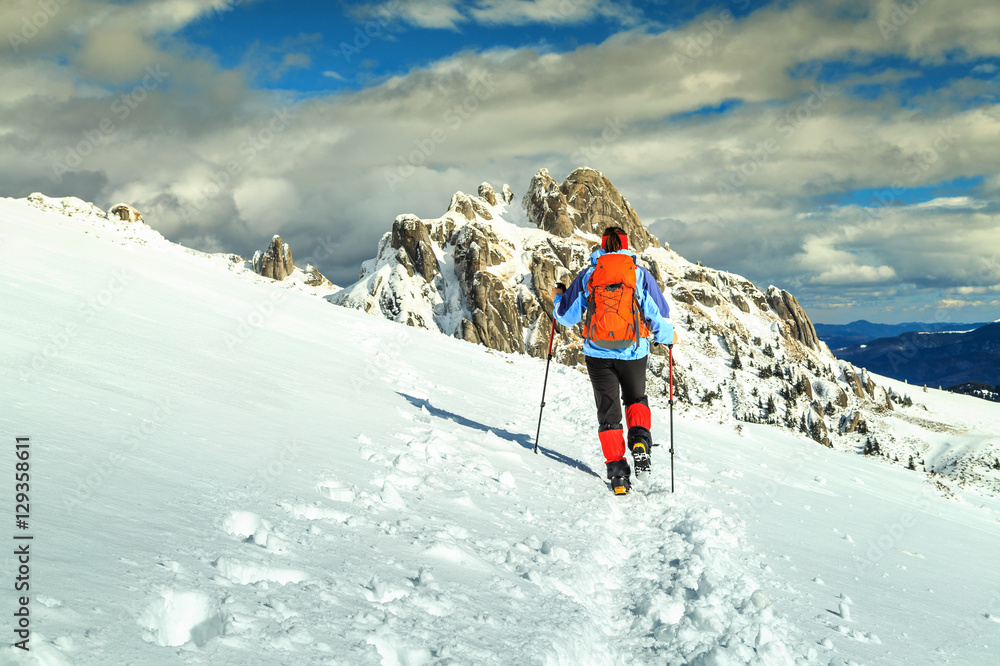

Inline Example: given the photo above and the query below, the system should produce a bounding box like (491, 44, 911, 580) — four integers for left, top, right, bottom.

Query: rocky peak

(477, 182, 514, 207)
(522, 167, 659, 252)
(109, 203, 144, 223)
(253, 235, 294, 281)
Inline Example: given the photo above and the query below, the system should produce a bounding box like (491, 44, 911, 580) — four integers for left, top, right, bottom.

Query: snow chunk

(137, 590, 224, 647)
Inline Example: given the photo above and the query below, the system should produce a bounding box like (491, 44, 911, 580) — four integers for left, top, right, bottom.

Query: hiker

(551, 226, 677, 494)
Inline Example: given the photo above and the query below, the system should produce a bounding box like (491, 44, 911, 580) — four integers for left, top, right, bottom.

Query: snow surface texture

(3, 196, 1000, 664)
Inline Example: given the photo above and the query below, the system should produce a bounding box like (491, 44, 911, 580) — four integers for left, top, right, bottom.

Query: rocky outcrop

(253, 235, 294, 281)
(26, 192, 109, 221)
(522, 167, 659, 252)
(391, 215, 439, 282)
(449, 192, 493, 222)
(766, 286, 821, 351)
(110, 203, 144, 223)
(302, 265, 334, 289)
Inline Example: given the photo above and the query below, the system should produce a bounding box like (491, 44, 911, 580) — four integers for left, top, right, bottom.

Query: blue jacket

(553, 249, 674, 360)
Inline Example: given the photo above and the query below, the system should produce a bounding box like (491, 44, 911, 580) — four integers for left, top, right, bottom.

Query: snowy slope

(2, 197, 1000, 665)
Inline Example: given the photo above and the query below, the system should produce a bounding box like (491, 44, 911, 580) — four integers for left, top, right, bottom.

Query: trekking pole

(533, 317, 557, 454)
(669, 343, 675, 493)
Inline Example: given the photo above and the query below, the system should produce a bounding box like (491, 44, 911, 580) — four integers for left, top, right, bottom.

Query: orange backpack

(584, 253, 650, 349)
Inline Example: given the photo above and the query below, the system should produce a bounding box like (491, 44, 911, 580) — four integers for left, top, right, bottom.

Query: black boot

(629, 427, 652, 473)
(607, 458, 631, 495)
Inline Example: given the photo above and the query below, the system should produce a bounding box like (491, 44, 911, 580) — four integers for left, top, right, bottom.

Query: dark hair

(602, 226, 627, 252)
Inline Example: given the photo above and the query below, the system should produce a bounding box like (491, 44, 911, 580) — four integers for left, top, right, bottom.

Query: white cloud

(233, 178, 300, 234)
(469, 0, 641, 27)
(352, 0, 640, 30)
(810, 263, 898, 286)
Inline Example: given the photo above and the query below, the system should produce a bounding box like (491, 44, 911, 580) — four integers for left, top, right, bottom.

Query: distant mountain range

(829, 321, 1000, 389)
(814, 320, 992, 352)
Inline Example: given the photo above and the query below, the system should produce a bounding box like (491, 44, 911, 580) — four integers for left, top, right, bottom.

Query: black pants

(584, 356, 648, 429)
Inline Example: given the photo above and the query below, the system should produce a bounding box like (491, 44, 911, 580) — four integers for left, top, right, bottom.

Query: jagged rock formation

(253, 236, 295, 281)
(302, 265, 335, 289)
(331, 168, 904, 457)
(766, 287, 822, 351)
(522, 167, 659, 252)
(110, 203, 144, 223)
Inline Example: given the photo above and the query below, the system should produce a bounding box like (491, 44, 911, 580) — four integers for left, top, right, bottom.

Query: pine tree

(731, 350, 743, 370)
(824, 401, 835, 416)
(907, 456, 916, 470)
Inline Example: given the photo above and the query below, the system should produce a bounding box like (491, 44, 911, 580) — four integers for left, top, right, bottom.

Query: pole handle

(533, 317, 558, 455)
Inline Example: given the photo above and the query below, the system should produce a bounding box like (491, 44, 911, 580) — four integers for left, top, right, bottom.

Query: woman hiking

(551, 226, 677, 495)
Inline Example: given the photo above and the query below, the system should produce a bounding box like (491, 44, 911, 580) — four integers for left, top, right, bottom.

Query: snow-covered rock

(253, 235, 295, 281)
(109, 203, 144, 224)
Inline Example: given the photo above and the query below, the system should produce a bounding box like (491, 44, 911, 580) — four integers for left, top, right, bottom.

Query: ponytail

(601, 226, 628, 252)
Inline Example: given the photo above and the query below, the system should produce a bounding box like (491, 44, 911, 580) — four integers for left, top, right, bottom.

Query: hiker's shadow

(397, 393, 601, 479)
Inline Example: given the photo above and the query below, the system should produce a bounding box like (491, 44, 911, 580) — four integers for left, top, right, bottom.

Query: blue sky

(2, 0, 1000, 324)
(174, 0, 768, 95)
